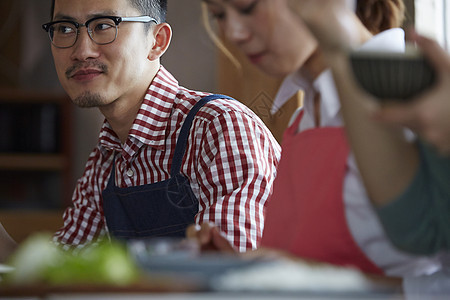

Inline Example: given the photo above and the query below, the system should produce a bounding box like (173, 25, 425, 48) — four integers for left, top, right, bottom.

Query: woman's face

(204, 0, 318, 78)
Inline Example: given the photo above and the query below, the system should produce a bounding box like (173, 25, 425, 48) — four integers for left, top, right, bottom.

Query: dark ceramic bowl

(349, 50, 436, 102)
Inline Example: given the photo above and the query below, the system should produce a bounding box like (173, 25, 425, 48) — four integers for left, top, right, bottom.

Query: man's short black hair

(51, 0, 167, 23)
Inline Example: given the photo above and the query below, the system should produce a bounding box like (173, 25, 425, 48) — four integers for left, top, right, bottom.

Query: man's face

(52, 0, 154, 108)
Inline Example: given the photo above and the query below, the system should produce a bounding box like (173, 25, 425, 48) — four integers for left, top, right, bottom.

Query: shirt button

(126, 169, 134, 177)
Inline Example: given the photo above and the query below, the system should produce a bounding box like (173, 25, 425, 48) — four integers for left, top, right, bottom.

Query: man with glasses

(0, 0, 280, 259)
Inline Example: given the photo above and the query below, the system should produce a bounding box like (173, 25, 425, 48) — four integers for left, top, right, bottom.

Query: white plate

(128, 238, 260, 280)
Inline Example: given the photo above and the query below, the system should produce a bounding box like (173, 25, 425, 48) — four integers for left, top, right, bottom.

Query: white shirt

(272, 28, 442, 277)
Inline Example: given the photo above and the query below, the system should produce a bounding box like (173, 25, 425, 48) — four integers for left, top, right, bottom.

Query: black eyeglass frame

(42, 15, 158, 49)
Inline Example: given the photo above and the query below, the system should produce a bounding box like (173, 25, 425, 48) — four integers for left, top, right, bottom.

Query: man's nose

(70, 27, 100, 61)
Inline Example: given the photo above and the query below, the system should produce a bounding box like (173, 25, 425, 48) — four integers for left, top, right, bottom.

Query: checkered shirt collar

(98, 66, 179, 154)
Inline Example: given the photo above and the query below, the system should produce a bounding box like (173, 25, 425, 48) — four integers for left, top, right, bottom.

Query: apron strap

(170, 94, 234, 176)
(108, 154, 117, 187)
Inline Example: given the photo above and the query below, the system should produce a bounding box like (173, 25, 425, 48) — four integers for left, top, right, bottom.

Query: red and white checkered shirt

(54, 66, 281, 252)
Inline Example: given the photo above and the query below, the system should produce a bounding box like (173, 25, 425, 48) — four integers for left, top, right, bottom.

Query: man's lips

(70, 69, 103, 81)
(65, 62, 108, 81)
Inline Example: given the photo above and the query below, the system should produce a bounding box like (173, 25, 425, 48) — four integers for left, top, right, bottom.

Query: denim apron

(102, 94, 234, 240)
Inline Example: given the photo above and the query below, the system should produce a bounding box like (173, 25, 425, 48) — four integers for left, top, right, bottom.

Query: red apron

(261, 111, 383, 275)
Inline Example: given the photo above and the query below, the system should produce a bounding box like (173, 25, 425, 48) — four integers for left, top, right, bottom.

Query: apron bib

(102, 94, 233, 239)
(261, 111, 383, 275)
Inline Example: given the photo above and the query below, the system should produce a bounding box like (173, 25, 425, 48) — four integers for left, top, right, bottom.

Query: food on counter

(4, 233, 138, 286)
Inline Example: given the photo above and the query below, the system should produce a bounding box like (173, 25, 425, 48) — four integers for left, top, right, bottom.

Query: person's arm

(53, 149, 107, 251)
(0, 222, 17, 263)
(375, 141, 450, 254)
(327, 53, 420, 206)
(289, 0, 419, 206)
(193, 103, 281, 252)
(374, 31, 450, 156)
(290, 1, 450, 254)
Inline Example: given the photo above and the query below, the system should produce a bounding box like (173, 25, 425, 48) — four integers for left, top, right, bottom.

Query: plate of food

(128, 238, 261, 280)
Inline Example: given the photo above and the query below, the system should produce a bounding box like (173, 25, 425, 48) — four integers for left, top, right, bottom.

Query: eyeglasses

(42, 16, 158, 49)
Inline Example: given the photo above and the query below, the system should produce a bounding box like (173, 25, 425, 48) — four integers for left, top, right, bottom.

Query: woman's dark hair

(356, 0, 405, 34)
(51, 0, 167, 24)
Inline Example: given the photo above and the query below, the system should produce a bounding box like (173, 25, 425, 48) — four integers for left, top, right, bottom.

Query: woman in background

(288, 1, 450, 297)
(191, 0, 442, 290)
(289, 0, 450, 257)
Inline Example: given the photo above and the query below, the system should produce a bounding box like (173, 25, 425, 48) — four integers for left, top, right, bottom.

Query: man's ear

(148, 23, 172, 61)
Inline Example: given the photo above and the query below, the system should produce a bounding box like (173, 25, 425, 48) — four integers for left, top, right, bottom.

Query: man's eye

(94, 23, 114, 31)
(58, 25, 75, 34)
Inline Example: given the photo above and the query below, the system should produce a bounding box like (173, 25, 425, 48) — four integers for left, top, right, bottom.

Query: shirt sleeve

(376, 141, 450, 255)
(53, 149, 108, 251)
(192, 107, 281, 252)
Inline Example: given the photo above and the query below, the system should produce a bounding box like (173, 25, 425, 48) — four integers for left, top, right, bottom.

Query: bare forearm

(329, 54, 419, 206)
(0, 222, 17, 263)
